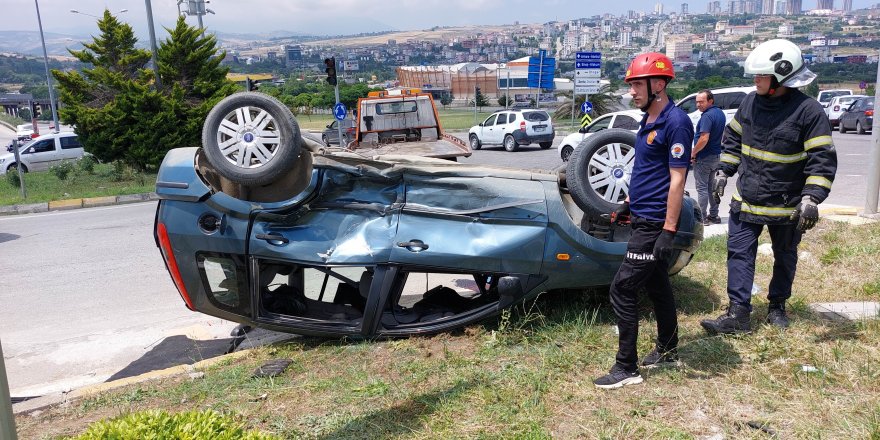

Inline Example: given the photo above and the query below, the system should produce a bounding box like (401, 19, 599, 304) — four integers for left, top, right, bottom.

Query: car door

(325, 121, 339, 144)
(20, 137, 59, 171)
(58, 135, 84, 161)
(714, 92, 746, 125)
(479, 114, 498, 144)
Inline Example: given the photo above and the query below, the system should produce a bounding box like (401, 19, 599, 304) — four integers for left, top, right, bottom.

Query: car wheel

(322, 135, 330, 147)
(839, 122, 847, 134)
(857, 120, 866, 135)
(560, 145, 573, 162)
(201, 92, 302, 186)
(7, 163, 27, 173)
(539, 141, 552, 149)
(469, 134, 482, 150)
(503, 134, 518, 152)
(566, 129, 636, 218)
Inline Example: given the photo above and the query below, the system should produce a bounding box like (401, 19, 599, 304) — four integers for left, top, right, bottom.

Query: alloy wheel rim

(216, 106, 281, 169)
(587, 142, 634, 203)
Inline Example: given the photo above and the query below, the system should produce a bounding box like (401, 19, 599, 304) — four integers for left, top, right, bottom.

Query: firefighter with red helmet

(594, 53, 695, 389)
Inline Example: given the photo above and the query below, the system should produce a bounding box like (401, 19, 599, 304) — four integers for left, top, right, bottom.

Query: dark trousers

(727, 211, 802, 311)
(609, 217, 679, 372)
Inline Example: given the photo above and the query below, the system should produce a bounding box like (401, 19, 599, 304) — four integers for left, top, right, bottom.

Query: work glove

(653, 229, 677, 261)
(712, 170, 728, 205)
(791, 196, 819, 232)
(609, 201, 631, 225)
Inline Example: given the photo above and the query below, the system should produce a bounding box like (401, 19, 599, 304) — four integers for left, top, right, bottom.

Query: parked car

(675, 86, 755, 128)
(817, 89, 853, 109)
(839, 96, 874, 135)
(826, 95, 866, 129)
(153, 93, 703, 338)
(321, 119, 356, 146)
(15, 123, 35, 141)
(0, 132, 84, 174)
(468, 109, 554, 152)
(558, 110, 642, 162)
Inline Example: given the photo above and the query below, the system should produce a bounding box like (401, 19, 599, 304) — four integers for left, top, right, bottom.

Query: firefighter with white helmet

(701, 39, 837, 334)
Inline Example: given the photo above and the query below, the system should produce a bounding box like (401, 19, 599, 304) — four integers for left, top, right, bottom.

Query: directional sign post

(333, 102, 347, 147)
(528, 49, 555, 108)
(573, 51, 601, 129)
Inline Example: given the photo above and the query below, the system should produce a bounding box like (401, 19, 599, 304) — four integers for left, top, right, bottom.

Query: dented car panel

(155, 148, 702, 338)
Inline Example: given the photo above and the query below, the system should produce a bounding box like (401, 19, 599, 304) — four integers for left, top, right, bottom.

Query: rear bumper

(512, 130, 555, 145)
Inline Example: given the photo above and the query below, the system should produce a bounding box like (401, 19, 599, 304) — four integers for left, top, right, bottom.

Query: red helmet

(625, 52, 675, 82)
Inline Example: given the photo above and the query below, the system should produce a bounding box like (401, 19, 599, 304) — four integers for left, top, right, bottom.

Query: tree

(497, 94, 509, 107)
(552, 83, 623, 120)
(440, 93, 453, 107)
(474, 88, 489, 109)
(54, 13, 234, 170)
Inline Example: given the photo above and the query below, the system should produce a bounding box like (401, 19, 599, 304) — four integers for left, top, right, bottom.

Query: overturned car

(154, 92, 703, 338)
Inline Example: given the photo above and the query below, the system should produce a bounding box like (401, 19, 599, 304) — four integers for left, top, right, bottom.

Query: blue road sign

(333, 102, 347, 121)
(576, 52, 601, 61)
(527, 54, 556, 89)
(581, 101, 593, 114)
(576, 61, 602, 69)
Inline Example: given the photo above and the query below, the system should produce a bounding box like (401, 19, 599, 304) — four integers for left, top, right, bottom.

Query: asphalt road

(0, 123, 876, 399)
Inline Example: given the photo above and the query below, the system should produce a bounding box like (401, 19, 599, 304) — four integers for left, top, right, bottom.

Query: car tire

(503, 134, 518, 152)
(322, 135, 330, 147)
(202, 92, 302, 186)
(7, 163, 27, 173)
(560, 145, 573, 162)
(566, 129, 636, 218)
(469, 134, 482, 150)
(839, 122, 848, 134)
(857, 120, 866, 135)
(539, 141, 552, 149)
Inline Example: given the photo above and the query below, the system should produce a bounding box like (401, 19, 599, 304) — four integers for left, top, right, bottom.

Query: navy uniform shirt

(629, 99, 695, 222)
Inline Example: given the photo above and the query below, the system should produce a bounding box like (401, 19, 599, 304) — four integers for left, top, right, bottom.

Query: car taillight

(156, 222, 195, 311)
(866, 109, 874, 117)
(520, 121, 526, 131)
(833, 105, 839, 111)
(347, 127, 355, 133)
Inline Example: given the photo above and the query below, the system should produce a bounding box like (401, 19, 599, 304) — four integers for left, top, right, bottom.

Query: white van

(0, 132, 84, 174)
(816, 89, 853, 109)
(675, 86, 756, 128)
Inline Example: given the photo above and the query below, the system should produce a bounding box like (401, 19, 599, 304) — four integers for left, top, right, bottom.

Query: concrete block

(116, 193, 151, 204)
(0, 205, 18, 215)
(15, 203, 49, 214)
(82, 196, 117, 208)
(48, 199, 83, 211)
(810, 302, 880, 321)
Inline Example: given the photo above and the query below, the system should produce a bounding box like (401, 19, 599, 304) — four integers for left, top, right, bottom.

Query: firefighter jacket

(719, 89, 837, 225)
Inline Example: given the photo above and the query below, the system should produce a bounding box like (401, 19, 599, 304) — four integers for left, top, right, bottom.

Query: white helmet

(744, 39, 816, 88)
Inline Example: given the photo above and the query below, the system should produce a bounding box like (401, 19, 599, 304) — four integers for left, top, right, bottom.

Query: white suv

(675, 86, 755, 128)
(468, 109, 554, 152)
(0, 132, 84, 174)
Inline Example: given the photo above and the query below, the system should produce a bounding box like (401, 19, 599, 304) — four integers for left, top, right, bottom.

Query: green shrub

(6, 170, 20, 188)
(51, 161, 76, 181)
(79, 155, 98, 175)
(70, 409, 279, 440)
(111, 161, 138, 182)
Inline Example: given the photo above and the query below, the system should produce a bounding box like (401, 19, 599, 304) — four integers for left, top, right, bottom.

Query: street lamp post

(144, 0, 162, 88)
(70, 8, 128, 19)
(34, 0, 59, 134)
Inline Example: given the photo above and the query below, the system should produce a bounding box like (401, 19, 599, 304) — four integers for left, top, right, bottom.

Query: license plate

(534, 126, 544, 132)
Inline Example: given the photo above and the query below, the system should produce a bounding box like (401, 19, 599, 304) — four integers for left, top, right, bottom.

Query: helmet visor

(782, 66, 816, 88)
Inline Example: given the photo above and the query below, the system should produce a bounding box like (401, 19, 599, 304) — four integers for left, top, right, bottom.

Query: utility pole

(1, 339, 18, 440)
(34, 0, 60, 133)
(144, 0, 161, 87)
(864, 50, 880, 217)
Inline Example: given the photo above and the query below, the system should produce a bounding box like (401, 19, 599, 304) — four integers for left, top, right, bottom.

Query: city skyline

(4, 0, 877, 41)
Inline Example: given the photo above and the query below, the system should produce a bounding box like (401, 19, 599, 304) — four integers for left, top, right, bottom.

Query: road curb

(0, 193, 158, 216)
(13, 350, 254, 415)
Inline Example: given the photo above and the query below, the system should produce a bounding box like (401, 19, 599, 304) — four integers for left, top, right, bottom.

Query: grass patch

(0, 162, 155, 205)
(14, 219, 880, 439)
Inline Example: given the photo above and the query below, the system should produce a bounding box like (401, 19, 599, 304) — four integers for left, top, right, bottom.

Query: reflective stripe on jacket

(719, 89, 837, 225)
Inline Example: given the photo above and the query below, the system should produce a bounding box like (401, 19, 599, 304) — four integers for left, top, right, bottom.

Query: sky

(6, 0, 878, 40)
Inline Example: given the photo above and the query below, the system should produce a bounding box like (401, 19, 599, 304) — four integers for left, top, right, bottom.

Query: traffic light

(32, 103, 41, 118)
(324, 57, 337, 86)
(475, 86, 481, 96)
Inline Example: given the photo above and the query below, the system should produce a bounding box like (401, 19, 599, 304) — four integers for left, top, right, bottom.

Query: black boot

(700, 303, 751, 335)
(767, 302, 790, 328)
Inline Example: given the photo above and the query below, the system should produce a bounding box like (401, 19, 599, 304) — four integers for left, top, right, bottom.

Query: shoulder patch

(671, 143, 685, 159)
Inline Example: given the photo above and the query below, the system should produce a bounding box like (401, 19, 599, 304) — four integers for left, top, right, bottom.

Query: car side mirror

(497, 276, 524, 308)
(479, 123, 484, 127)
(578, 127, 588, 133)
